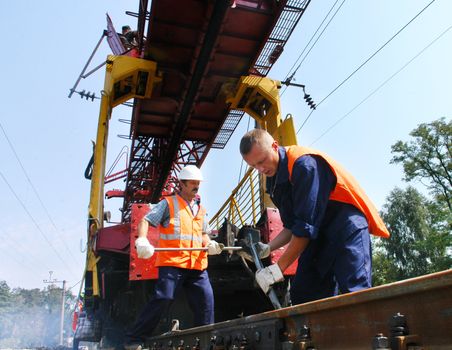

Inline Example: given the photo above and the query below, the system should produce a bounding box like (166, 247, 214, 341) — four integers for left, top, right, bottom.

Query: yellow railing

(209, 167, 263, 230)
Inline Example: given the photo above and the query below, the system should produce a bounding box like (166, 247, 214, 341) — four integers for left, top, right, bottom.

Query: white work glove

(255, 263, 284, 294)
(207, 240, 222, 255)
(237, 242, 270, 262)
(135, 237, 155, 259)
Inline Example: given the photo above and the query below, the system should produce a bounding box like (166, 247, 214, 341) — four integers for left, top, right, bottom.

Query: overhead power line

(0, 226, 51, 273)
(281, 0, 346, 96)
(0, 172, 78, 278)
(296, 0, 437, 135)
(0, 122, 80, 265)
(0, 238, 46, 276)
(309, 23, 452, 145)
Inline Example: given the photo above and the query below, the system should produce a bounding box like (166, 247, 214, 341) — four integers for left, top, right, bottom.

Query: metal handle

(153, 246, 242, 252)
(246, 233, 282, 309)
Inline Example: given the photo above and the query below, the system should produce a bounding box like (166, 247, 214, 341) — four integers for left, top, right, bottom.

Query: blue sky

(0, 0, 451, 290)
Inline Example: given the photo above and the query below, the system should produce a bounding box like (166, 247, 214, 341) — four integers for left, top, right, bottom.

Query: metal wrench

(244, 230, 282, 309)
(153, 246, 242, 252)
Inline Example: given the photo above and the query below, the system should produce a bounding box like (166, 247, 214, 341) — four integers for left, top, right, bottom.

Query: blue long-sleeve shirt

(266, 147, 368, 244)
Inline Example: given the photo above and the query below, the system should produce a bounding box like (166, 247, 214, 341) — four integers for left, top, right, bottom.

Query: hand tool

(240, 227, 282, 309)
(153, 246, 242, 252)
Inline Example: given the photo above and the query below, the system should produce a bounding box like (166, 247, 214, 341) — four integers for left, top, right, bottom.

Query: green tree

(374, 117, 452, 285)
(0, 281, 14, 343)
(0, 282, 76, 348)
(0, 280, 11, 308)
(390, 117, 452, 210)
(371, 249, 396, 286)
(374, 186, 451, 284)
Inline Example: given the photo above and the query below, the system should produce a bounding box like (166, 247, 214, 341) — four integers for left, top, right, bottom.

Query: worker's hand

(135, 237, 155, 259)
(207, 240, 223, 255)
(237, 242, 270, 262)
(255, 264, 284, 294)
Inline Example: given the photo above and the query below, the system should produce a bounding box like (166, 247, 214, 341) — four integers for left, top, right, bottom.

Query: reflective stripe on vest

(285, 146, 390, 238)
(155, 194, 208, 270)
(159, 233, 204, 242)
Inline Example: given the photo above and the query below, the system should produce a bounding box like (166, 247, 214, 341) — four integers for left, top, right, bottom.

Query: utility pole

(44, 271, 67, 346)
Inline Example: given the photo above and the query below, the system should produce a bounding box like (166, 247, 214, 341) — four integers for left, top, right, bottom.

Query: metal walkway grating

(213, 0, 310, 149)
(212, 110, 245, 149)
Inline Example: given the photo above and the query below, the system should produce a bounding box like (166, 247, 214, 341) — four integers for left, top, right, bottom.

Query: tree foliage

(0, 282, 76, 348)
(373, 117, 451, 285)
(374, 187, 451, 284)
(390, 117, 452, 210)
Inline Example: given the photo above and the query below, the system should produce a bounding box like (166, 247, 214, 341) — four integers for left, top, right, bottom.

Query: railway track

(147, 269, 452, 350)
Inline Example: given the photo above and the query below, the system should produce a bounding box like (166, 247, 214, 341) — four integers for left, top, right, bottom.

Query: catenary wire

(0, 233, 46, 276)
(0, 122, 80, 265)
(0, 172, 79, 278)
(68, 278, 83, 291)
(296, 0, 437, 135)
(281, 0, 346, 96)
(0, 226, 51, 273)
(309, 23, 452, 146)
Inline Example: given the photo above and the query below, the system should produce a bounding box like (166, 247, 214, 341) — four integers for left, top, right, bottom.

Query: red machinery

(73, 1, 311, 348)
(72, 2, 452, 349)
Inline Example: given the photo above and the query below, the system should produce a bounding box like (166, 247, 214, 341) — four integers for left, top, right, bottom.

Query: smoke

(0, 283, 76, 348)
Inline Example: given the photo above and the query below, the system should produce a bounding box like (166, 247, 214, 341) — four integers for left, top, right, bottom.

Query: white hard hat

(178, 165, 204, 181)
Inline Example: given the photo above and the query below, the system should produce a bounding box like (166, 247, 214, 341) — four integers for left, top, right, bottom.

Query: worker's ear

(271, 140, 279, 151)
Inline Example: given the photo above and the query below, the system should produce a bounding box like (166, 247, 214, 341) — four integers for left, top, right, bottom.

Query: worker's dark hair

(122, 25, 131, 31)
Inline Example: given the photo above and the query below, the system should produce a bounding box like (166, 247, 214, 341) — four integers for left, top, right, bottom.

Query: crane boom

(120, 0, 311, 220)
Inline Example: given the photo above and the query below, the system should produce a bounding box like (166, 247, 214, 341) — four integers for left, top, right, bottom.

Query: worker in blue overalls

(238, 129, 390, 304)
(125, 165, 222, 350)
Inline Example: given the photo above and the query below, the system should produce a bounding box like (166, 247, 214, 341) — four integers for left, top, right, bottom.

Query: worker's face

(242, 141, 279, 177)
(180, 180, 201, 201)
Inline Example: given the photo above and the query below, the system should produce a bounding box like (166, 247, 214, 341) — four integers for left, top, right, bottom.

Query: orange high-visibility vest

(285, 146, 390, 238)
(155, 194, 208, 270)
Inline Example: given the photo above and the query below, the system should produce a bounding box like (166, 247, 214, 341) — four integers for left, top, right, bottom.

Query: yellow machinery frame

(210, 75, 298, 228)
(85, 55, 159, 297)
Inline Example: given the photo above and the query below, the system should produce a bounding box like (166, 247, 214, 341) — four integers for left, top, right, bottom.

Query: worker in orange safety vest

(71, 298, 83, 332)
(239, 129, 389, 304)
(124, 165, 222, 350)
